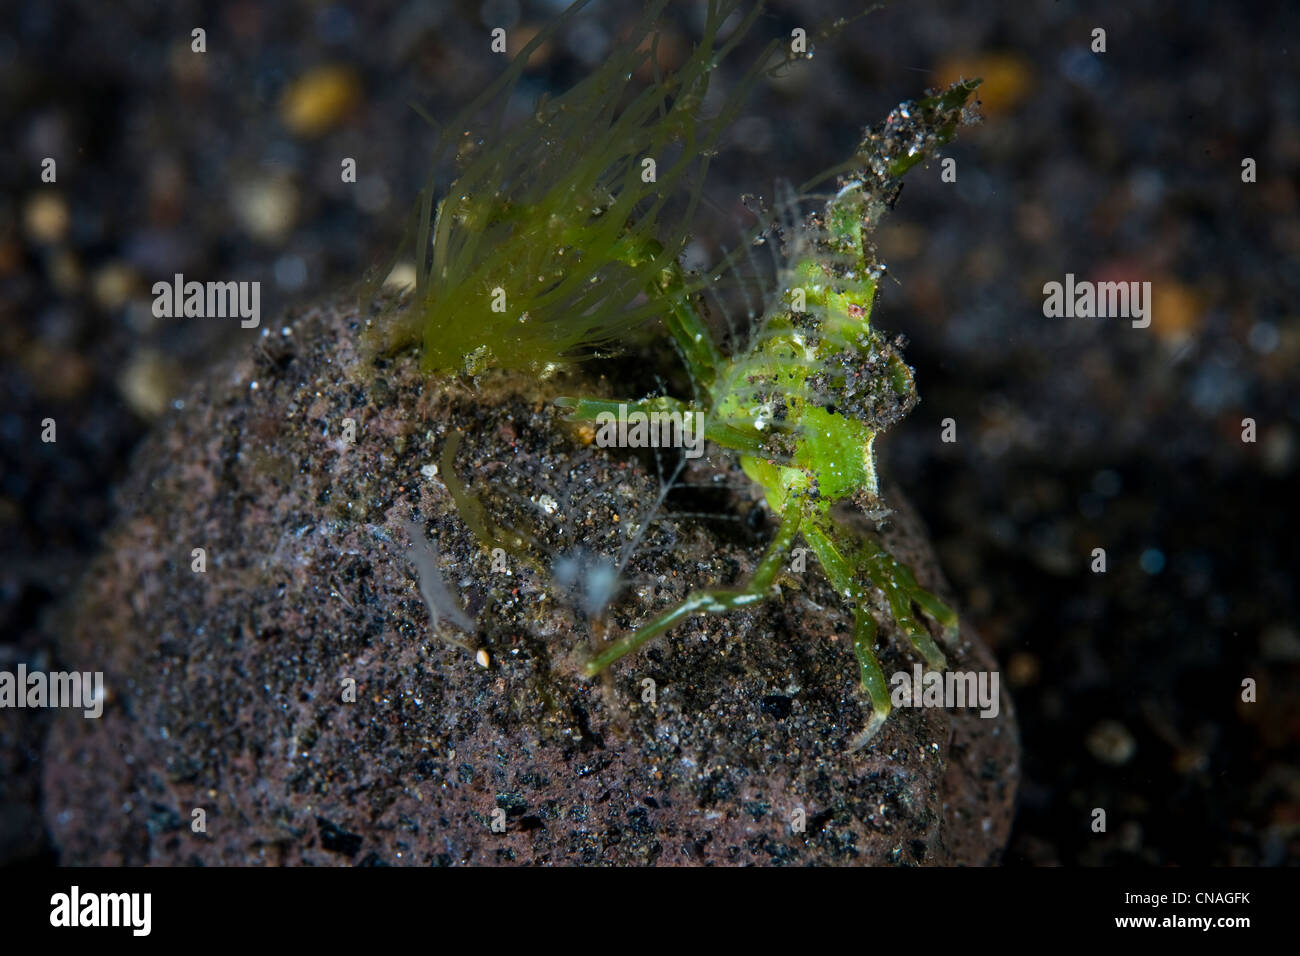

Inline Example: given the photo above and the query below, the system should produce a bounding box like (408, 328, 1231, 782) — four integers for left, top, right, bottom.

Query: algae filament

(372, 0, 782, 374)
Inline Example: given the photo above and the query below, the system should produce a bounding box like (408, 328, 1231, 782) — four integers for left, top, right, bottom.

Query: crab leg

(849, 604, 892, 749)
(584, 498, 802, 675)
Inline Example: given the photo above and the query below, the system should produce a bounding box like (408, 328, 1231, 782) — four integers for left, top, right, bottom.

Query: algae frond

(370, 0, 788, 375)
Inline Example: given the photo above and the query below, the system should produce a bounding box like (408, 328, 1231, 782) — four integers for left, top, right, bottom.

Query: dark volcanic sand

(41, 291, 1017, 865)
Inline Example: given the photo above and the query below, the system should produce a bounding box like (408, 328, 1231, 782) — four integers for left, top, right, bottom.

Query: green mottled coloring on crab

(558, 78, 981, 747)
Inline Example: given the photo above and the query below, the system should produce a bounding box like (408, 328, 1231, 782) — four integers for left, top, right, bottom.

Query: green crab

(557, 80, 979, 747)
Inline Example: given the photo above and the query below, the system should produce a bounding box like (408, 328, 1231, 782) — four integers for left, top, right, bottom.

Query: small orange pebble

(636, 27, 685, 79)
(0, 238, 21, 275)
(280, 65, 361, 136)
(507, 24, 553, 64)
(936, 53, 1032, 116)
(1007, 651, 1040, 687)
(1150, 279, 1203, 345)
(24, 193, 69, 244)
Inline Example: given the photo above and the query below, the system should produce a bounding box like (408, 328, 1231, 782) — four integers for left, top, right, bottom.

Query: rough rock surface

(43, 292, 1018, 865)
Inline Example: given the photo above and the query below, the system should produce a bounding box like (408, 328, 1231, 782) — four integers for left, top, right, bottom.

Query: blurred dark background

(1, 0, 1296, 865)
